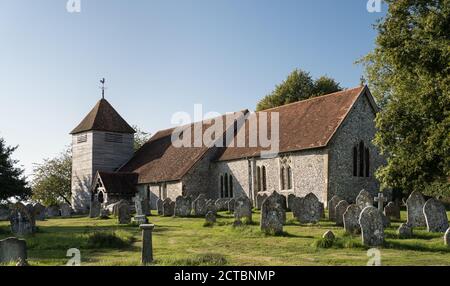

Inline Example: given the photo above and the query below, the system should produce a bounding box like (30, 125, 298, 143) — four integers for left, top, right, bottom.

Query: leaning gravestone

(260, 192, 285, 235)
(297, 193, 321, 224)
(117, 201, 131, 224)
(32, 203, 46, 221)
(174, 196, 192, 217)
(343, 204, 362, 234)
(0, 205, 10, 221)
(423, 198, 449, 233)
(227, 198, 235, 213)
(398, 223, 413, 239)
(234, 196, 252, 223)
(89, 199, 101, 218)
(60, 203, 72, 217)
(359, 206, 384, 247)
(335, 200, 349, 227)
(384, 202, 400, 220)
(256, 193, 268, 209)
(406, 191, 426, 227)
(156, 199, 163, 215)
(10, 203, 36, 236)
(287, 194, 296, 211)
(356, 189, 373, 209)
(192, 195, 208, 216)
(0, 237, 27, 264)
(328, 195, 342, 221)
(162, 198, 175, 217)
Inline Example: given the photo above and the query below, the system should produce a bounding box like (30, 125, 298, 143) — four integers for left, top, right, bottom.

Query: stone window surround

(278, 155, 293, 191)
(219, 173, 234, 198)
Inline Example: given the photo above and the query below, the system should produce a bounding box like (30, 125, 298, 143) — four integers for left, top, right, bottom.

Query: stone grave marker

(359, 206, 384, 247)
(260, 191, 285, 235)
(406, 191, 426, 227)
(296, 193, 321, 224)
(162, 198, 175, 217)
(423, 198, 449, 233)
(335, 200, 349, 226)
(117, 200, 131, 224)
(174, 196, 192, 217)
(343, 204, 362, 234)
(356, 189, 373, 209)
(384, 202, 400, 220)
(234, 196, 252, 223)
(10, 202, 36, 236)
(0, 237, 27, 264)
(328, 195, 342, 221)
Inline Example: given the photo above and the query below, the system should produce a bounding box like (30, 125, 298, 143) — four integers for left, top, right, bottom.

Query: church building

(70, 85, 385, 213)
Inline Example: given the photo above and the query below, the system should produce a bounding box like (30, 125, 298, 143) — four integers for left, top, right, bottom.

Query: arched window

(365, 147, 370, 177)
(359, 141, 365, 177)
(224, 173, 229, 198)
(229, 175, 233, 198)
(220, 175, 224, 198)
(353, 146, 358, 177)
(287, 166, 292, 189)
(262, 166, 267, 192)
(256, 166, 261, 192)
(280, 167, 285, 190)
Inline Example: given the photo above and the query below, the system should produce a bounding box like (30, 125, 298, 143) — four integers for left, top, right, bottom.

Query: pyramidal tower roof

(70, 99, 135, 135)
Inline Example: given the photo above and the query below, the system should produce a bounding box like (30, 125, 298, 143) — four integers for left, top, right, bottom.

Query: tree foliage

(31, 147, 72, 206)
(133, 125, 151, 151)
(361, 0, 450, 196)
(256, 69, 342, 111)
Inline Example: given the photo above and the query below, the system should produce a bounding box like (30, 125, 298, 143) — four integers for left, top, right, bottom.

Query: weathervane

(100, 78, 106, 99)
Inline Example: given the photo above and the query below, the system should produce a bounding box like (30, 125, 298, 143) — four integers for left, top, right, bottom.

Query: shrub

(86, 230, 134, 249)
(163, 253, 227, 266)
(313, 237, 334, 249)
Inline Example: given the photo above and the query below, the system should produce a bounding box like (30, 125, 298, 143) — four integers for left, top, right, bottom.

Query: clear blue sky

(0, 0, 386, 176)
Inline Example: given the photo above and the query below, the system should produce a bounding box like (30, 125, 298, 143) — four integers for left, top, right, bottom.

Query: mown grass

(0, 210, 449, 266)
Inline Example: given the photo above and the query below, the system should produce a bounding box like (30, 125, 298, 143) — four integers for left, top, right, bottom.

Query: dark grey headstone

(328, 195, 342, 221)
(423, 198, 449, 233)
(117, 201, 131, 224)
(205, 211, 216, 224)
(227, 198, 236, 213)
(398, 223, 413, 239)
(296, 193, 321, 224)
(234, 196, 252, 222)
(10, 202, 36, 236)
(343, 204, 362, 234)
(256, 193, 268, 210)
(359, 206, 384, 247)
(174, 196, 192, 217)
(260, 191, 285, 235)
(384, 202, 400, 220)
(162, 198, 175, 217)
(0, 237, 27, 264)
(335, 200, 349, 227)
(90, 199, 101, 218)
(406, 191, 426, 227)
(192, 195, 207, 217)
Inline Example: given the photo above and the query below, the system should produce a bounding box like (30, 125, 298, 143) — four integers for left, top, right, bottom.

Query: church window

(287, 166, 292, 190)
(359, 141, 365, 177)
(262, 166, 267, 192)
(353, 141, 370, 178)
(98, 191, 104, 204)
(224, 173, 229, 197)
(220, 175, 224, 198)
(256, 167, 261, 192)
(353, 146, 358, 176)
(229, 175, 234, 198)
(280, 167, 286, 190)
(365, 147, 370, 177)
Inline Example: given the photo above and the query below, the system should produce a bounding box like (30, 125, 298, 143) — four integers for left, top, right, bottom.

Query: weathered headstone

(445, 228, 450, 246)
(0, 237, 27, 264)
(192, 195, 207, 216)
(234, 196, 252, 223)
(89, 199, 101, 218)
(384, 202, 400, 220)
(256, 193, 268, 209)
(117, 201, 131, 224)
(0, 205, 10, 221)
(328, 195, 342, 221)
(46, 205, 61, 217)
(162, 199, 175, 217)
(140, 224, 155, 265)
(343, 204, 362, 234)
(10, 203, 36, 236)
(296, 193, 321, 224)
(374, 193, 387, 212)
(398, 223, 413, 239)
(205, 211, 216, 224)
(174, 196, 192, 217)
(356, 189, 373, 209)
(156, 199, 163, 215)
(335, 200, 349, 226)
(406, 191, 426, 227)
(32, 203, 46, 221)
(359, 206, 384, 247)
(260, 191, 285, 235)
(319, 202, 325, 219)
(60, 203, 72, 217)
(423, 198, 449, 233)
(287, 194, 296, 211)
(291, 197, 303, 220)
(322, 230, 335, 240)
(227, 198, 235, 213)
(215, 198, 229, 212)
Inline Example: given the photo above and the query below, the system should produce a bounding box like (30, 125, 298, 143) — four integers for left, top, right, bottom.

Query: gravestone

(256, 193, 268, 209)
(359, 206, 384, 247)
(384, 202, 400, 220)
(100, 208, 110, 219)
(335, 200, 349, 227)
(343, 204, 362, 234)
(174, 196, 192, 217)
(234, 196, 252, 223)
(328, 195, 342, 221)
(296, 193, 321, 224)
(423, 198, 449, 233)
(260, 191, 285, 235)
(319, 202, 325, 219)
(205, 211, 216, 224)
(32, 203, 46, 221)
(398, 223, 413, 239)
(89, 199, 101, 218)
(192, 195, 208, 217)
(205, 200, 217, 215)
(291, 197, 303, 220)
(287, 194, 296, 211)
(0, 237, 27, 264)
(156, 199, 163, 215)
(117, 201, 131, 224)
(227, 198, 235, 213)
(60, 203, 72, 217)
(356, 189, 373, 209)
(0, 205, 10, 221)
(445, 228, 450, 246)
(322, 230, 335, 241)
(374, 193, 387, 212)
(406, 191, 426, 227)
(46, 205, 60, 217)
(10, 203, 36, 236)
(162, 199, 175, 217)
(215, 198, 229, 212)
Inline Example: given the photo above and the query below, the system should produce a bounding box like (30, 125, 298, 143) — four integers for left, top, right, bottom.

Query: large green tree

(256, 69, 342, 111)
(361, 0, 450, 196)
(32, 148, 72, 206)
(0, 137, 30, 202)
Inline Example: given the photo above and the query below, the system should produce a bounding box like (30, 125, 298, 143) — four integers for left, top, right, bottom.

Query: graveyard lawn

(1, 211, 450, 266)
